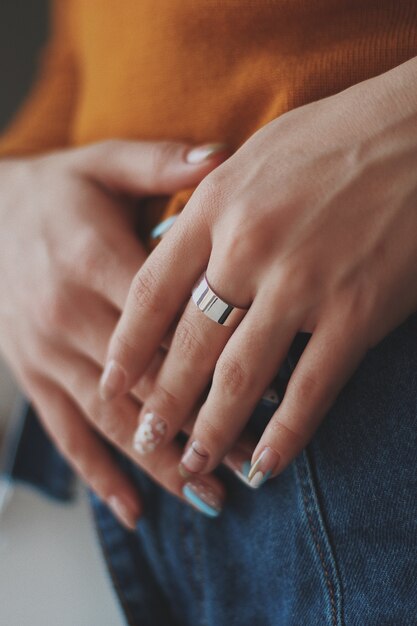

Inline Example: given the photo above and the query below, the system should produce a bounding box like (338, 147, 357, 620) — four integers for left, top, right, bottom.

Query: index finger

(100, 199, 211, 401)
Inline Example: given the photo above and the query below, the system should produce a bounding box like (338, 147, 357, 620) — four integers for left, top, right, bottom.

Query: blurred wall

(0, 0, 48, 131)
(0, 1, 48, 426)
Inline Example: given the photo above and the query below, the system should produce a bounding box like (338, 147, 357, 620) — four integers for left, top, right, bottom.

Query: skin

(103, 58, 417, 486)
(0, 139, 254, 529)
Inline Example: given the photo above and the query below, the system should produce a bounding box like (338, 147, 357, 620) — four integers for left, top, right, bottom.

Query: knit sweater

(1, 0, 416, 240)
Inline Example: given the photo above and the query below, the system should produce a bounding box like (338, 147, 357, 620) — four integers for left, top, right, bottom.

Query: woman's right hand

(0, 139, 241, 526)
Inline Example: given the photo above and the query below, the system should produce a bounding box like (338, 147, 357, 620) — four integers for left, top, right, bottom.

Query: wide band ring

(191, 274, 248, 327)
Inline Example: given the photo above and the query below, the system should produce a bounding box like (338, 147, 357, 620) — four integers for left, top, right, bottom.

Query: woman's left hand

(101, 58, 417, 488)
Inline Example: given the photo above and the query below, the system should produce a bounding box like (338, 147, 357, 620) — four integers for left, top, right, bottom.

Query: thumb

(73, 139, 229, 196)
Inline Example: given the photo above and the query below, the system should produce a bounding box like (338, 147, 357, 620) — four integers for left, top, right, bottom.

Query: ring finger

(131, 274, 245, 460)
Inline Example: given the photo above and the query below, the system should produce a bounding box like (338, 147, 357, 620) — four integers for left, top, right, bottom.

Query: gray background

(0, 5, 125, 624)
(0, 0, 48, 131)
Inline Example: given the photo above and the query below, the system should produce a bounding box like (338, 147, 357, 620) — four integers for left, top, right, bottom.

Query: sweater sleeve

(0, 0, 77, 158)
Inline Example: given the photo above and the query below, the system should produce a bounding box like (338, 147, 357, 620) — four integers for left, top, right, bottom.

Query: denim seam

(296, 451, 344, 626)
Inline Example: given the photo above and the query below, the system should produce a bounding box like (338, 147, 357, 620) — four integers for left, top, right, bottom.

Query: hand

(0, 139, 244, 527)
(103, 58, 417, 488)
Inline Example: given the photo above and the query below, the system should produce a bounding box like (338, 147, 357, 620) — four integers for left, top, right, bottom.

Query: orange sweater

(1, 0, 416, 240)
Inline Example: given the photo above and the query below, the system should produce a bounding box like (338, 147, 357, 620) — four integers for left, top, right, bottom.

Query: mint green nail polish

(182, 481, 222, 518)
(241, 461, 251, 478)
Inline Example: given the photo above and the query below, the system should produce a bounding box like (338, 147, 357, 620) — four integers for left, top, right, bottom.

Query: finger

(100, 199, 212, 400)
(178, 292, 301, 476)
(181, 414, 257, 487)
(75, 139, 229, 197)
(131, 298, 231, 458)
(72, 138, 229, 311)
(247, 314, 367, 487)
(86, 227, 149, 310)
(43, 289, 120, 365)
(29, 375, 142, 529)
(44, 287, 171, 406)
(41, 345, 226, 517)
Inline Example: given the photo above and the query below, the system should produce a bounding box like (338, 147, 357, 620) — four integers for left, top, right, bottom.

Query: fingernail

(108, 495, 138, 530)
(150, 214, 179, 241)
(186, 143, 227, 164)
(247, 447, 280, 488)
(225, 449, 253, 487)
(179, 441, 209, 475)
(182, 479, 222, 518)
(99, 360, 126, 401)
(133, 411, 167, 455)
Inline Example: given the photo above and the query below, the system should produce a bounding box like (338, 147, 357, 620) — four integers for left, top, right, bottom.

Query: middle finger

(132, 296, 233, 458)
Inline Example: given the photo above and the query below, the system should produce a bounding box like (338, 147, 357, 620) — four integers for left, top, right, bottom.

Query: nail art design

(224, 448, 254, 487)
(179, 441, 209, 474)
(182, 479, 222, 518)
(247, 447, 280, 488)
(133, 411, 167, 455)
(186, 143, 227, 164)
(234, 460, 252, 485)
(150, 214, 179, 241)
(248, 467, 272, 489)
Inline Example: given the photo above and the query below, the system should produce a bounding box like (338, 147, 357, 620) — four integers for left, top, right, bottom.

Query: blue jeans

(89, 313, 417, 626)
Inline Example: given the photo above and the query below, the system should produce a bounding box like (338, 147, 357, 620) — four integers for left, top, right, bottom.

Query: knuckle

(196, 418, 226, 449)
(150, 382, 181, 415)
(269, 418, 306, 448)
(193, 172, 228, 220)
(173, 317, 207, 363)
(222, 217, 257, 265)
(71, 230, 105, 283)
(130, 265, 163, 315)
(38, 287, 69, 332)
(288, 370, 321, 407)
(279, 261, 318, 302)
(214, 355, 252, 398)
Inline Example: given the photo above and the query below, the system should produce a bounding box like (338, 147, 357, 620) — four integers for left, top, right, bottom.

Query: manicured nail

(99, 360, 126, 401)
(179, 441, 209, 475)
(108, 495, 138, 530)
(247, 447, 280, 488)
(133, 411, 167, 455)
(186, 143, 227, 164)
(225, 449, 253, 487)
(182, 479, 222, 518)
(150, 214, 179, 241)
(233, 460, 253, 487)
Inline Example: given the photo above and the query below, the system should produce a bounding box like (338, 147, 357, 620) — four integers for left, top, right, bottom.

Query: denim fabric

(1, 400, 74, 502)
(90, 313, 417, 626)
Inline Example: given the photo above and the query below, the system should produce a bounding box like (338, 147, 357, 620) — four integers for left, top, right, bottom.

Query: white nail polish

(133, 411, 167, 455)
(186, 143, 227, 164)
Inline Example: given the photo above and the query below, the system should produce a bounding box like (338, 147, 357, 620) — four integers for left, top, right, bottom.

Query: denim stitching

(296, 451, 344, 626)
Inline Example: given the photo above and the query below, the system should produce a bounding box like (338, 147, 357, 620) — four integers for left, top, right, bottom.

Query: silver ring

(191, 274, 247, 327)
